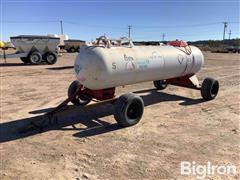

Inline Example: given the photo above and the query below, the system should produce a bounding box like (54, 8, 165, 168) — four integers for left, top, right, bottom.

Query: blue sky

(1, 0, 239, 42)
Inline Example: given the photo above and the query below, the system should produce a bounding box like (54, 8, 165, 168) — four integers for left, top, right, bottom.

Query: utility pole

(60, 20, 63, 34)
(223, 22, 228, 40)
(228, 30, 232, 40)
(128, 25, 132, 40)
(162, 33, 165, 41)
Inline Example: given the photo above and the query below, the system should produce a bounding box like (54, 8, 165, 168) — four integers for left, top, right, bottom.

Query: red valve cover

(168, 40, 188, 47)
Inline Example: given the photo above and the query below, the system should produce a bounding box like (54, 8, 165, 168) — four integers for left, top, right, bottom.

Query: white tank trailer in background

(0, 35, 60, 65)
(48, 34, 86, 53)
(63, 39, 86, 53)
(67, 36, 219, 127)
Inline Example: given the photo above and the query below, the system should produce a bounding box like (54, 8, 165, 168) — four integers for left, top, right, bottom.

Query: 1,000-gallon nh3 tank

(67, 37, 219, 127)
(74, 42, 203, 90)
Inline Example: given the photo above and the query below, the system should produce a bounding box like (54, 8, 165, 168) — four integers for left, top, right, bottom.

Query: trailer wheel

(20, 57, 29, 64)
(153, 80, 168, 90)
(68, 80, 91, 106)
(75, 47, 80, 53)
(29, 51, 42, 64)
(201, 77, 219, 101)
(68, 47, 76, 53)
(114, 93, 144, 127)
(44, 52, 57, 64)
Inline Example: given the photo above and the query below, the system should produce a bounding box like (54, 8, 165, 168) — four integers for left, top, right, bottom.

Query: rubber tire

(29, 51, 42, 64)
(68, 80, 91, 106)
(20, 57, 29, 64)
(75, 47, 80, 53)
(44, 52, 58, 65)
(201, 77, 219, 101)
(153, 80, 168, 90)
(114, 93, 144, 127)
(69, 47, 76, 53)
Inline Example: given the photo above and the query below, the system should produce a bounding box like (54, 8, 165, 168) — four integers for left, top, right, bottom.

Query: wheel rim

(126, 100, 143, 122)
(211, 81, 219, 97)
(47, 54, 55, 62)
(31, 55, 40, 63)
(78, 94, 91, 103)
(68, 82, 91, 105)
(161, 80, 167, 87)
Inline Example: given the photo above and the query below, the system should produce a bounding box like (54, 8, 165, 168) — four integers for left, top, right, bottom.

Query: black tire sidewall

(114, 93, 144, 127)
(201, 78, 219, 100)
(29, 52, 42, 64)
(153, 80, 168, 90)
(75, 47, 80, 52)
(20, 57, 29, 64)
(70, 47, 75, 53)
(68, 81, 81, 105)
(209, 80, 219, 99)
(45, 52, 57, 64)
(68, 81, 91, 106)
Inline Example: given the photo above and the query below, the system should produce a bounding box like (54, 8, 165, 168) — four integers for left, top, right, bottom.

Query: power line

(134, 31, 223, 38)
(4, 0, 240, 3)
(133, 22, 222, 28)
(133, 21, 240, 29)
(0, 20, 59, 23)
(228, 21, 240, 24)
(0, 20, 126, 29)
(1, 20, 239, 40)
(64, 21, 126, 29)
(133, 32, 238, 40)
(1, 20, 239, 29)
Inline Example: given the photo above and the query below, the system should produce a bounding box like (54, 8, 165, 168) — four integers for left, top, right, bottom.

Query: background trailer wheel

(75, 47, 80, 52)
(201, 77, 219, 100)
(44, 52, 58, 65)
(29, 51, 42, 64)
(69, 47, 76, 53)
(114, 93, 144, 127)
(68, 80, 92, 106)
(153, 80, 168, 90)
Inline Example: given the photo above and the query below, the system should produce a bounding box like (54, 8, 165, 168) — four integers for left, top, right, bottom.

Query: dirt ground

(0, 50, 239, 179)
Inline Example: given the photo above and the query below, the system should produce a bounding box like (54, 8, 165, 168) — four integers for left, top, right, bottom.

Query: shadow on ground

(0, 90, 205, 143)
(46, 66, 74, 70)
(0, 63, 37, 67)
(0, 63, 73, 69)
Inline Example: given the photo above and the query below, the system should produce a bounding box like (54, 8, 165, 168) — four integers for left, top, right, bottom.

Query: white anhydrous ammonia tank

(74, 45, 204, 90)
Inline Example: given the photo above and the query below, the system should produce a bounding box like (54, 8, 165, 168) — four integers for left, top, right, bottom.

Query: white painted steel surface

(0, 52, 28, 59)
(74, 45, 204, 90)
(48, 34, 69, 46)
(10, 36, 60, 54)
